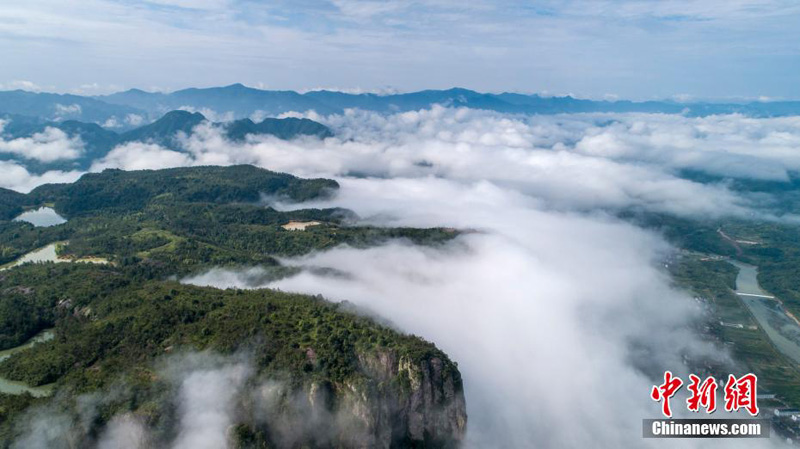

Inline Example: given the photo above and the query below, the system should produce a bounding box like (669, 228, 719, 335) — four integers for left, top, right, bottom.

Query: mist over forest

(3, 1, 800, 447)
(1, 87, 799, 447)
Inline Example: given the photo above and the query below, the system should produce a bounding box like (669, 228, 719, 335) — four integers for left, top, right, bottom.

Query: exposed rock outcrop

(240, 349, 467, 449)
(348, 349, 467, 448)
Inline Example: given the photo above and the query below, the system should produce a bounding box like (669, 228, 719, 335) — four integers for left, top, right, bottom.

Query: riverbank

(730, 260, 800, 366)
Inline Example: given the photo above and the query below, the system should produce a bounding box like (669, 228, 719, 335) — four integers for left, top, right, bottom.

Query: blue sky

(0, 0, 799, 100)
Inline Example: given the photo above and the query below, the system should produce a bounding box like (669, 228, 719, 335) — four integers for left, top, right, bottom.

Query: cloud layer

(0, 160, 82, 193)
(9, 108, 800, 220)
(171, 108, 800, 447)
(186, 175, 776, 447)
(85, 108, 800, 218)
(6, 108, 799, 446)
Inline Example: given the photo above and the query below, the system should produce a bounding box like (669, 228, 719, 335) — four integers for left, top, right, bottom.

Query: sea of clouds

(5, 108, 799, 447)
(4, 108, 800, 215)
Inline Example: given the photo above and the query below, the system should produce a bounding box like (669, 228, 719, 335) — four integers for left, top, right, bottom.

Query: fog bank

(186, 175, 777, 447)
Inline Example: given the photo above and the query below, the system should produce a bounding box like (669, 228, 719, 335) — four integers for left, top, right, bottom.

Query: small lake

(0, 329, 54, 397)
(731, 260, 800, 365)
(13, 207, 66, 227)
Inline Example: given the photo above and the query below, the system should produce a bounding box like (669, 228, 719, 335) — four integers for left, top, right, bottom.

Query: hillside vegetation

(0, 165, 465, 448)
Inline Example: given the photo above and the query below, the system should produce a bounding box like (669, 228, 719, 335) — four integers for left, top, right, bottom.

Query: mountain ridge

(2, 86, 799, 129)
(0, 110, 334, 173)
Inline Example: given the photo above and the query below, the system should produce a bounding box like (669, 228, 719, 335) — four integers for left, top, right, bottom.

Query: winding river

(731, 260, 800, 365)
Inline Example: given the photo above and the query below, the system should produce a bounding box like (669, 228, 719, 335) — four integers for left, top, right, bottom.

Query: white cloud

(13, 107, 797, 217)
(172, 107, 800, 447)
(171, 361, 250, 449)
(184, 174, 772, 448)
(102, 114, 146, 129)
(91, 141, 193, 171)
(184, 266, 272, 289)
(125, 113, 144, 127)
(572, 113, 800, 181)
(0, 80, 44, 91)
(165, 108, 754, 217)
(54, 103, 82, 117)
(97, 415, 149, 449)
(10, 408, 77, 449)
(102, 117, 120, 128)
(0, 126, 84, 162)
(0, 160, 83, 193)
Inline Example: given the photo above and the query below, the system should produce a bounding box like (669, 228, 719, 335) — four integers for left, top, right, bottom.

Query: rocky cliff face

(343, 349, 467, 448)
(239, 349, 467, 449)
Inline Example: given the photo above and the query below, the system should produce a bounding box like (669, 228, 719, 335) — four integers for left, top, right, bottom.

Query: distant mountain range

(0, 110, 333, 173)
(3, 84, 800, 174)
(3, 85, 800, 131)
(91, 85, 800, 120)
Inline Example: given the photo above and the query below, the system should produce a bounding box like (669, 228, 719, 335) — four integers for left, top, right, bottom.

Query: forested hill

(116, 110, 333, 147)
(0, 165, 338, 220)
(0, 188, 27, 221)
(31, 165, 340, 216)
(0, 165, 466, 448)
(1, 165, 456, 272)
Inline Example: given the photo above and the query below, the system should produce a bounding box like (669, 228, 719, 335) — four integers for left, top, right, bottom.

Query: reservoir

(14, 207, 66, 227)
(730, 260, 800, 365)
(0, 243, 62, 271)
(0, 242, 110, 271)
(0, 329, 54, 397)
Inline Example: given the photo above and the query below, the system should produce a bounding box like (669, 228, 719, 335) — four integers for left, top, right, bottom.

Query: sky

(0, 0, 799, 100)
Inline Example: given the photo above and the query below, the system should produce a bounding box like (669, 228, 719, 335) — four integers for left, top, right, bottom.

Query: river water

(0, 243, 62, 271)
(730, 260, 800, 365)
(0, 329, 55, 397)
(0, 242, 111, 271)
